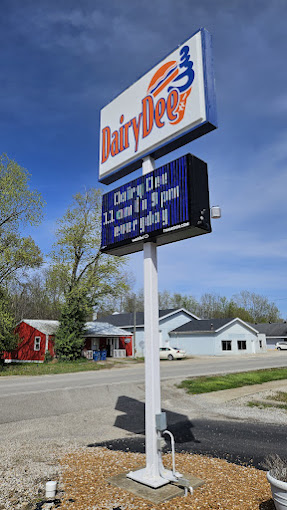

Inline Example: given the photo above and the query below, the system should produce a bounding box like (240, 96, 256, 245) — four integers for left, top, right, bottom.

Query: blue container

(93, 350, 101, 361)
(100, 349, 107, 361)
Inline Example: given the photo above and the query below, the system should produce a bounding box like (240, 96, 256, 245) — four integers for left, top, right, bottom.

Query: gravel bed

(58, 447, 274, 510)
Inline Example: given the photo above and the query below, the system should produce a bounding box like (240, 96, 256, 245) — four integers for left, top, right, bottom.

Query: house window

(222, 340, 232, 351)
(237, 340, 247, 350)
(34, 337, 41, 351)
(259, 340, 262, 349)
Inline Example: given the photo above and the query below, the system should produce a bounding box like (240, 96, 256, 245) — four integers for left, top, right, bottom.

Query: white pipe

(163, 430, 176, 476)
(46, 481, 57, 498)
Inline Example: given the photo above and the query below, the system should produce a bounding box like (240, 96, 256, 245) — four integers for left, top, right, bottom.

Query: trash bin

(93, 350, 101, 361)
(100, 349, 107, 361)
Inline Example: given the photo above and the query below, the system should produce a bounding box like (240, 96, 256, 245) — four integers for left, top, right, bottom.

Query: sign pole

(127, 156, 168, 488)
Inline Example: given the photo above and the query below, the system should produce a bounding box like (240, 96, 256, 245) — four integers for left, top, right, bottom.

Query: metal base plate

(108, 470, 205, 504)
(126, 467, 170, 488)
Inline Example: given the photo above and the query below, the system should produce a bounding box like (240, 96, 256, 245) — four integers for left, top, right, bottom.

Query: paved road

(1, 351, 287, 399)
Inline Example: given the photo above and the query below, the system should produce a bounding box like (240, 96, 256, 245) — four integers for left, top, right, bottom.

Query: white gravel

(216, 389, 287, 424)
(0, 440, 77, 510)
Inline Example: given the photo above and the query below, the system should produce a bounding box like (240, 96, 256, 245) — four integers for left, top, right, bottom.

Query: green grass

(248, 400, 287, 411)
(271, 391, 287, 403)
(0, 358, 123, 376)
(247, 401, 272, 409)
(177, 367, 287, 394)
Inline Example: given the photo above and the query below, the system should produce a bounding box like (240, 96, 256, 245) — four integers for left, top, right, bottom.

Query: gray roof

(97, 309, 199, 328)
(170, 318, 233, 334)
(170, 318, 258, 335)
(20, 320, 130, 338)
(21, 319, 59, 335)
(84, 322, 131, 337)
(249, 322, 287, 337)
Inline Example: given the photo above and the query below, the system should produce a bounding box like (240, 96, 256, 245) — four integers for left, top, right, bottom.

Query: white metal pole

(127, 156, 168, 488)
(143, 156, 162, 482)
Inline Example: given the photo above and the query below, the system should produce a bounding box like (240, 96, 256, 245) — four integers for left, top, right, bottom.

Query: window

(237, 340, 247, 350)
(222, 340, 232, 351)
(259, 340, 262, 349)
(34, 337, 41, 351)
(92, 339, 100, 350)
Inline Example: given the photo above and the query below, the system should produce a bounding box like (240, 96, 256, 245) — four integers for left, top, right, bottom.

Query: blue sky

(1, 1, 287, 317)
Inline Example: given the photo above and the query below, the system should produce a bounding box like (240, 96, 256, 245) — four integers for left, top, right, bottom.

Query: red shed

(4, 319, 58, 363)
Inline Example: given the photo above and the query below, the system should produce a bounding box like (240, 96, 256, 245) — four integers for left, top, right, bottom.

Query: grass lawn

(178, 367, 287, 394)
(0, 358, 138, 377)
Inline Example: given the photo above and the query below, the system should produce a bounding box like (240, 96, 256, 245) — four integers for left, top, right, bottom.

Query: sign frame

(101, 153, 211, 256)
(99, 28, 217, 184)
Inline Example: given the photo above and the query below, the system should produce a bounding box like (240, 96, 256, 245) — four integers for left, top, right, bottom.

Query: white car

(276, 342, 287, 350)
(159, 346, 186, 360)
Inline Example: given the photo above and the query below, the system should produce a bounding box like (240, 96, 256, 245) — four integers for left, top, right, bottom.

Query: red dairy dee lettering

(100, 89, 180, 164)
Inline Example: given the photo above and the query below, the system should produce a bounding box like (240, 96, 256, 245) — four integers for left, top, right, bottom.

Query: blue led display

(101, 154, 211, 256)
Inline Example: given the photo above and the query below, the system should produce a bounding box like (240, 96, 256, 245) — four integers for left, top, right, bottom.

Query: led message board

(101, 154, 211, 256)
(99, 28, 217, 184)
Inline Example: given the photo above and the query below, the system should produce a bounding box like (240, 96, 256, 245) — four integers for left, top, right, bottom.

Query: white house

(250, 322, 287, 350)
(97, 308, 199, 357)
(169, 318, 266, 356)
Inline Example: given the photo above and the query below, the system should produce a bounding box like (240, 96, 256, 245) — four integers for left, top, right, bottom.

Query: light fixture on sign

(211, 206, 221, 219)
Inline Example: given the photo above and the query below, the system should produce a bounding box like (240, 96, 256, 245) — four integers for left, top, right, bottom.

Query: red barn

(3, 319, 133, 363)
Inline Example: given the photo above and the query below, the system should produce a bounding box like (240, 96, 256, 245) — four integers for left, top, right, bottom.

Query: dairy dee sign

(99, 28, 217, 184)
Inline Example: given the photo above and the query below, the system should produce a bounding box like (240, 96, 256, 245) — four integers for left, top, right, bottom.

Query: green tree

(0, 154, 44, 284)
(49, 189, 130, 358)
(49, 189, 129, 302)
(0, 289, 17, 362)
(225, 299, 253, 322)
(169, 292, 198, 313)
(54, 287, 91, 360)
(197, 293, 228, 319)
(232, 291, 280, 323)
(9, 270, 62, 322)
(121, 289, 144, 314)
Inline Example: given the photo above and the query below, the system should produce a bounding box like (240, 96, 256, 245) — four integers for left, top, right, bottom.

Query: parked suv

(159, 346, 186, 360)
(276, 342, 287, 350)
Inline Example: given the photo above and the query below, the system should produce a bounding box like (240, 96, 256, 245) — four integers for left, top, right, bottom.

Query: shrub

(263, 454, 287, 482)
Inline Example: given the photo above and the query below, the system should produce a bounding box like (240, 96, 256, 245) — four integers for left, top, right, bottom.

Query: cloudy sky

(1, 0, 287, 316)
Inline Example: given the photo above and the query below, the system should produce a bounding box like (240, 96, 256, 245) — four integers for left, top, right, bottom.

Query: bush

(44, 351, 53, 363)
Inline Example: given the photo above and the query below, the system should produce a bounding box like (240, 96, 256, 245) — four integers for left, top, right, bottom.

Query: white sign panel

(99, 28, 217, 184)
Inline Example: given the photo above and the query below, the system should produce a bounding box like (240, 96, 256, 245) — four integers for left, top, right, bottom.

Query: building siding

(171, 334, 215, 355)
(123, 311, 196, 357)
(4, 322, 53, 362)
(171, 321, 266, 356)
(161, 312, 195, 346)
